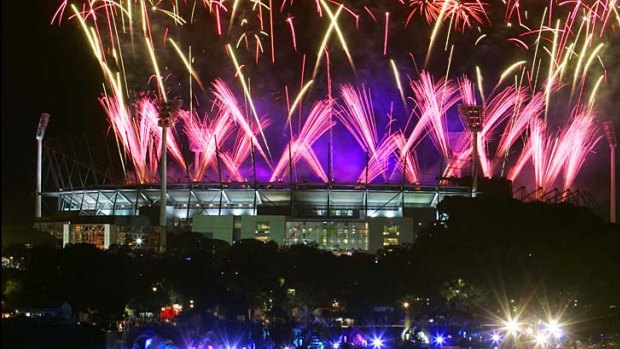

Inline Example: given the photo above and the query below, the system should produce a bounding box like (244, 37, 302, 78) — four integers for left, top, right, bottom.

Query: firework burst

(53, 0, 613, 195)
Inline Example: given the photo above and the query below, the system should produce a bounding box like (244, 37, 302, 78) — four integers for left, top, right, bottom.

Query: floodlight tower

(457, 105, 484, 198)
(158, 99, 182, 252)
(603, 121, 616, 223)
(35, 113, 50, 219)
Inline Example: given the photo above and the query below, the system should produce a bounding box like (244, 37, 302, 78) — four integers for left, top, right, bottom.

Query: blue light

(332, 342, 340, 349)
(145, 338, 153, 348)
(491, 333, 501, 343)
(433, 334, 445, 346)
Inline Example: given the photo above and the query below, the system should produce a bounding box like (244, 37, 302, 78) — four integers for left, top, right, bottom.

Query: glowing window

(383, 224, 400, 246)
(255, 222, 271, 242)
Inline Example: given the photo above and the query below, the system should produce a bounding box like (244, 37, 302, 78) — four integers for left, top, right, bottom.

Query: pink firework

(100, 96, 151, 183)
(507, 140, 531, 183)
(447, 0, 489, 32)
(444, 76, 478, 178)
(443, 133, 470, 178)
(182, 108, 235, 182)
(406, 0, 444, 26)
(504, 0, 523, 25)
(270, 100, 335, 182)
(496, 91, 545, 160)
(100, 96, 186, 184)
(221, 116, 273, 182)
(336, 85, 399, 182)
(445, 78, 528, 179)
(561, 107, 601, 191)
(532, 117, 573, 195)
(137, 99, 187, 172)
(393, 132, 421, 184)
(497, 92, 544, 181)
(359, 136, 399, 184)
(337, 85, 379, 156)
(211, 80, 271, 165)
(408, 71, 459, 162)
(477, 85, 521, 176)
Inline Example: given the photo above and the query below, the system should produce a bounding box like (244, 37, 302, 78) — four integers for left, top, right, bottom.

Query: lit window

(255, 222, 270, 242)
(383, 224, 400, 246)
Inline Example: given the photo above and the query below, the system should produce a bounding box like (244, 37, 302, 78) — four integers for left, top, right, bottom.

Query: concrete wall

(191, 215, 234, 244)
(367, 217, 414, 253)
(239, 215, 287, 246)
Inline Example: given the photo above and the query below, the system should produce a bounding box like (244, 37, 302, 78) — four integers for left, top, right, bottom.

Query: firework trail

(561, 108, 602, 191)
(406, 0, 443, 26)
(221, 116, 273, 182)
(337, 85, 379, 157)
(509, 108, 601, 197)
(447, 0, 489, 33)
(270, 100, 335, 183)
(408, 72, 459, 163)
(361, 136, 399, 184)
(55, 0, 614, 194)
(211, 79, 271, 166)
(100, 95, 186, 183)
(393, 132, 421, 184)
(182, 107, 235, 182)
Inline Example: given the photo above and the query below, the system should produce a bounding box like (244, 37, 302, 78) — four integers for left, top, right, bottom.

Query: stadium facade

(38, 181, 471, 254)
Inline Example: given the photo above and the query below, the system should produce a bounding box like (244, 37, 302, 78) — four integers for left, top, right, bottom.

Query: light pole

(603, 121, 616, 223)
(158, 99, 182, 252)
(457, 105, 483, 198)
(35, 113, 51, 219)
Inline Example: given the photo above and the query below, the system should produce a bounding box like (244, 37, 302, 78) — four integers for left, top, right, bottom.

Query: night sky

(2, 1, 107, 224)
(2, 1, 619, 225)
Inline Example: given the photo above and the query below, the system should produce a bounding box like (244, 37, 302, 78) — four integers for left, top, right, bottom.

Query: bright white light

(332, 343, 340, 349)
(491, 333, 501, 343)
(371, 337, 384, 348)
(434, 334, 445, 345)
(545, 319, 563, 338)
(135, 237, 144, 246)
(505, 319, 520, 335)
(419, 332, 430, 344)
(535, 333, 548, 346)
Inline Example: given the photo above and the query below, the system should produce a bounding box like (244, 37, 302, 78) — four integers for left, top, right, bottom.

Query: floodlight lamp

(158, 99, 183, 127)
(603, 121, 616, 147)
(36, 113, 51, 140)
(457, 104, 484, 132)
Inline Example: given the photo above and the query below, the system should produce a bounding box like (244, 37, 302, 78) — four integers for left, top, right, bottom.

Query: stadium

(36, 109, 476, 254)
(33, 1, 616, 253)
(34, 103, 600, 255)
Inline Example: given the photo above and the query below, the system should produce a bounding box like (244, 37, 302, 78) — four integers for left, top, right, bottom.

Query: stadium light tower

(35, 113, 51, 219)
(158, 99, 182, 252)
(603, 122, 616, 223)
(457, 104, 483, 198)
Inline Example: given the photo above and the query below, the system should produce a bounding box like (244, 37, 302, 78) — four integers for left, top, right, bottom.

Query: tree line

(2, 197, 619, 336)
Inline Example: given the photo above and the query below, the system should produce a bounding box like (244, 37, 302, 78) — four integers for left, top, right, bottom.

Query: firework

(54, 0, 612, 195)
